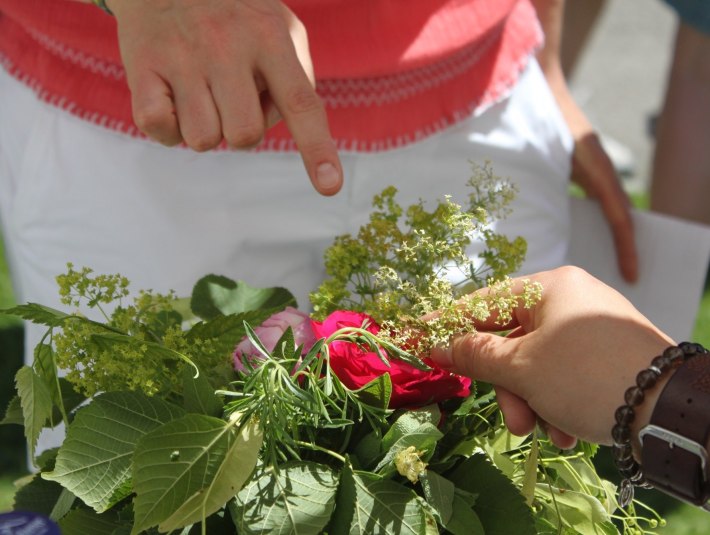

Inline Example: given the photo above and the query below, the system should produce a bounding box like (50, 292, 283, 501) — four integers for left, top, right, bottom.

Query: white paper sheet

(567, 197, 710, 342)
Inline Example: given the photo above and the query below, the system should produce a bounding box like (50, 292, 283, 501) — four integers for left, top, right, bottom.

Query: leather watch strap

(640, 354, 710, 505)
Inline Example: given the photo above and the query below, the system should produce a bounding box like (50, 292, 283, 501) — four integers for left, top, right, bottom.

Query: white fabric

(0, 59, 573, 363)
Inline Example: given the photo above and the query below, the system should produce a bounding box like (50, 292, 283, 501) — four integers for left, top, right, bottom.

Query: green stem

(293, 440, 346, 463)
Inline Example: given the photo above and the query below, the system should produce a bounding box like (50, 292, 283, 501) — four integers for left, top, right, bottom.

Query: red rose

(311, 311, 470, 409)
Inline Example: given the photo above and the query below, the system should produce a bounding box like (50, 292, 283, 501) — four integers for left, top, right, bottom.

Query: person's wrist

(612, 342, 710, 507)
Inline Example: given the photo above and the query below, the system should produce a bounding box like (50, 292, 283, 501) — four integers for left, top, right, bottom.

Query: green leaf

(445, 492, 485, 535)
(43, 391, 185, 513)
(131, 414, 254, 534)
(182, 365, 222, 417)
(447, 454, 536, 535)
(375, 422, 443, 475)
(382, 406, 441, 451)
(231, 461, 339, 535)
(535, 484, 614, 534)
(50, 488, 76, 521)
(55, 378, 87, 421)
(16, 365, 53, 459)
(35, 448, 59, 471)
(521, 429, 539, 506)
(353, 432, 383, 470)
(328, 460, 357, 532)
(58, 508, 124, 535)
(33, 344, 61, 407)
(185, 309, 276, 358)
(354, 374, 392, 409)
(13, 474, 64, 516)
(1, 303, 69, 326)
(190, 274, 296, 320)
(331, 467, 426, 535)
(1, 395, 23, 425)
(420, 470, 455, 525)
(159, 419, 263, 532)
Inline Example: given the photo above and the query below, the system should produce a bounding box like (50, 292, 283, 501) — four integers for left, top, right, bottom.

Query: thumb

(430, 332, 513, 385)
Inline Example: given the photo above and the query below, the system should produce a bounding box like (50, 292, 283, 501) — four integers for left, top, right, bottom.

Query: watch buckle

(639, 425, 708, 481)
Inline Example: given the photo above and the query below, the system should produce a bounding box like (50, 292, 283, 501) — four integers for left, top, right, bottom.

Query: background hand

(430, 267, 672, 448)
(107, 0, 343, 195)
(532, 0, 638, 282)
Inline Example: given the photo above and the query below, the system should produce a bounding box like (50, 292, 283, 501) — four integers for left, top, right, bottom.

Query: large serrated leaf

(58, 507, 124, 535)
(16, 366, 53, 459)
(447, 454, 536, 535)
(231, 462, 339, 535)
(13, 474, 64, 516)
(190, 275, 296, 320)
(33, 344, 63, 412)
(159, 419, 262, 532)
(420, 470, 455, 525)
(131, 414, 250, 534)
(445, 492, 485, 535)
(182, 366, 222, 417)
(1, 303, 69, 326)
(330, 466, 425, 535)
(2, 395, 23, 425)
(43, 391, 185, 513)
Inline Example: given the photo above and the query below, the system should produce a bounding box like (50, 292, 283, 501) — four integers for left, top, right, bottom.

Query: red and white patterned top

(0, 0, 542, 151)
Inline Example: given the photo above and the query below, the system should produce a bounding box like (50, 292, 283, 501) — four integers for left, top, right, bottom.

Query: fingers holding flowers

(430, 267, 673, 445)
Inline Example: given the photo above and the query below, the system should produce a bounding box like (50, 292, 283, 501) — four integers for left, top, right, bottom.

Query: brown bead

(663, 346, 684, 361)
(615, 405, 635, 426)
(636, 369, 658, 390)
(624, 386, 645, 406)
(651, 355, 671, 372)
(612, 442, 633, 461)
(615, 457, 637, 471)
(612, 423, 631, 443)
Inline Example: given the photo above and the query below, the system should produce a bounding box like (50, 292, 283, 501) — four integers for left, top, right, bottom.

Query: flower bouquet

(2, 165, 662, 534)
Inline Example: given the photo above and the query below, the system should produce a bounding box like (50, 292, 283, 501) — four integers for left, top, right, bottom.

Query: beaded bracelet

(91, 0, 113, 15)
(611, 341, 707, 507)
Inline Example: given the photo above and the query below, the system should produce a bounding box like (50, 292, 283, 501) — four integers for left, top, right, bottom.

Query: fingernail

(316, 162, 341, 191)
(430, 346, 453, 369)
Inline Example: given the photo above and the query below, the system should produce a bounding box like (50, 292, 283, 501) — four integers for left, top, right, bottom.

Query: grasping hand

(106, 0, 343, 196)
(430, 267, 672, 449)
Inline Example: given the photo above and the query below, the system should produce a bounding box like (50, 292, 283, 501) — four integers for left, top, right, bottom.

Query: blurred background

(1, 0, 709, 531)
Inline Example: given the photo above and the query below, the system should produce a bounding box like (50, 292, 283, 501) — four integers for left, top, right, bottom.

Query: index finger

(258, 45, 343, 196)
(422, 275, 545, 333)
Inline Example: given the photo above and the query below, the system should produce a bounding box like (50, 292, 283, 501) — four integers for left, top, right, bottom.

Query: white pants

(0, 60, 573, 361)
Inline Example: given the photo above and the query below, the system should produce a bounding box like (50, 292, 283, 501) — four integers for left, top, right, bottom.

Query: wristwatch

(640, 353, 710, 509)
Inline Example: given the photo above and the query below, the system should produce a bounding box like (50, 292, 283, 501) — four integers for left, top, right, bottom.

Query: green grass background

(1, 204, 708, 529)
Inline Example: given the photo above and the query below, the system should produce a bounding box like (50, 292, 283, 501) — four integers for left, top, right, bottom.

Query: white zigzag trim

(1, 52, 140, 136)
(26, 26, 125, 81)
(316, 25, 502, 109)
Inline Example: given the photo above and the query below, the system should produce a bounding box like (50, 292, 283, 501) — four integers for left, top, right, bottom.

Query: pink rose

(311, 311, 470, 409)
(233, 307, 316, 372)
